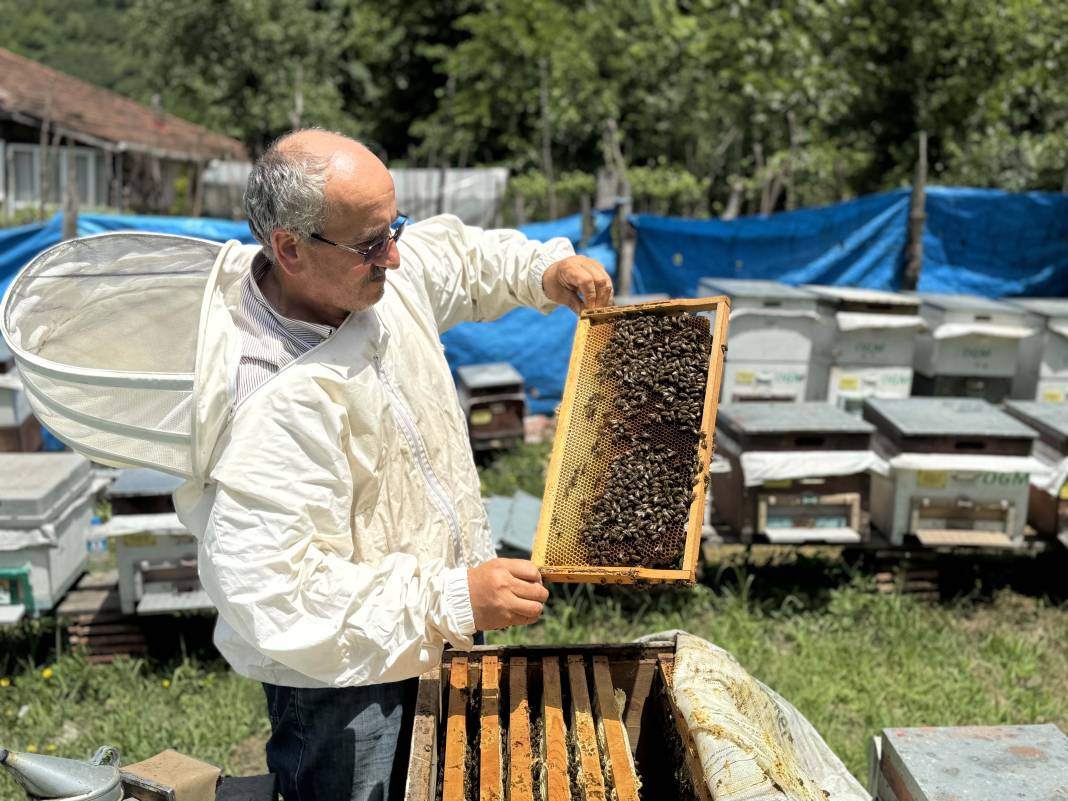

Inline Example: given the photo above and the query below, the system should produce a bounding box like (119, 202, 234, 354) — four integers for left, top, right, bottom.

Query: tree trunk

(538, 58, 557, 219)
(290, 63, 304, 130)
(902, 131, 928, 291)
(721, 179, 745, 221)
(615, 176, 635, 296)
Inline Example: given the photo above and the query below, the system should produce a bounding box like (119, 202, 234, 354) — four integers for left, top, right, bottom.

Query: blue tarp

(629, 189, 912, 295)
(919, 187, 1068, 297)
(629, 186, 1068, 300)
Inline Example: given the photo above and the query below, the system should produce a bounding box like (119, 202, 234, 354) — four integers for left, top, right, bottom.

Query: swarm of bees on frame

(579, 313, 712, 567)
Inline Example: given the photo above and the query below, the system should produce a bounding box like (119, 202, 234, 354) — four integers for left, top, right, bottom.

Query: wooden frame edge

(532, 317, 592, 566)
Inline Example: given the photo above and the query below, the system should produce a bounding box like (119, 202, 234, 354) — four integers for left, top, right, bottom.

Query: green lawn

(2, 572, 1066, 800)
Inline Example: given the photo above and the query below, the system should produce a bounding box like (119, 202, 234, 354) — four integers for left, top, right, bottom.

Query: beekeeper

(172, 129, 612, 801)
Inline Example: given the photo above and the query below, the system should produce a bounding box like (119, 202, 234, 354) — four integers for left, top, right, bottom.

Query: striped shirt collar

(249, 253, 338, 344)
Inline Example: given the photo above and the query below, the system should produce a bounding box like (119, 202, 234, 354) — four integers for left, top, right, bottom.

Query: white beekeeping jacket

(1, 216, 573, 687)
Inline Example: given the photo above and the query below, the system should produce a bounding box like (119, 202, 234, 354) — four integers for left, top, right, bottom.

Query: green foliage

(477, 441, 551, 497)
(3, 0, 1067, 214)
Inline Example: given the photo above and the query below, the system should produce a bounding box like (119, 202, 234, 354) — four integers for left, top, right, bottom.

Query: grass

(1, 444, 1066, 798)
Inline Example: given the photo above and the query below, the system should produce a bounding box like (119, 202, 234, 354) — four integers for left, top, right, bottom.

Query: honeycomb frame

(532, 296, 731, 584)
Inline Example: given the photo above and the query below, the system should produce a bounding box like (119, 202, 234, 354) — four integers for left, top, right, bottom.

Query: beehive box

(1003, 400, 1068, 538)
(912, 293, 1033, 403)
(532, 298, 730, 583)
(712, 402, 877, 544)
(697, 278, 828, 402)
(864, 398, 1038, 547)
(803, 285, 924, 412)
(1008, 297, 1068, 402)
(404, 643, 711, 801)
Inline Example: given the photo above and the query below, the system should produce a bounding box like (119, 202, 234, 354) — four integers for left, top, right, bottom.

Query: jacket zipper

(374, 355, 467, 564)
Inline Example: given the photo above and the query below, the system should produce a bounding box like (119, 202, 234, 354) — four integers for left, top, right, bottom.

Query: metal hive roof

(718, 402, 875, 434)
(864, 397, 1036, 438)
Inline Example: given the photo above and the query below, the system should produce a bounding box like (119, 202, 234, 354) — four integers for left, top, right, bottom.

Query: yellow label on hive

(763, 479, 793, 489)
(916, 470, 948, 489)
(470, 409, 493, 426)
(735, 370, 755, 385)
(1059, 482, 1068, 500)
(838, 376, 860, 391)
(123, 533, 158, 548)
(1042, 390, 1065, 402)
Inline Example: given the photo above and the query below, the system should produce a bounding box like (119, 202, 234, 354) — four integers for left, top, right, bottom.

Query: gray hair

(244, 139, 331, 262)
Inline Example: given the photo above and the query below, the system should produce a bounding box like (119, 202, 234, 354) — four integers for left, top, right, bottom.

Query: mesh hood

(0, 233, 249, 480)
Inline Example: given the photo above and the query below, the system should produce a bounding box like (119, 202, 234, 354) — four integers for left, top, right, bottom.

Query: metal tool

(0, 745, 123, 801)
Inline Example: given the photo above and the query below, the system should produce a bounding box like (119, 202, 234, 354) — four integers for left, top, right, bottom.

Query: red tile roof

(0, 47, 246, 161)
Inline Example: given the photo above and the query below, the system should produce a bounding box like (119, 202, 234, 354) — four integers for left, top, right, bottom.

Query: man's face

(297, 166, 402, 315)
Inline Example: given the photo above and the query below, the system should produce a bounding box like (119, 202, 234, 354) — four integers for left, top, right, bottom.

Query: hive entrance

(533, 299, 730, 583)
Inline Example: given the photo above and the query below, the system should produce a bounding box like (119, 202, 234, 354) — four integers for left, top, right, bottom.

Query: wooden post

(62, 178, 78, 240)
(580, 194, 592, 246)
(615, 181, 635, 296)
(902, 131, 928, 291)
(538, 58, 557, 219)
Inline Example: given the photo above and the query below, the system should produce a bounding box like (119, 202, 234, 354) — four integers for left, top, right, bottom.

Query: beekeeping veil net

(0, 233, 250, 480)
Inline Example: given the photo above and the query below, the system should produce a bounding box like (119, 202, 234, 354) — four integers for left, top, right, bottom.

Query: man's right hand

(468, 558, 549, 630)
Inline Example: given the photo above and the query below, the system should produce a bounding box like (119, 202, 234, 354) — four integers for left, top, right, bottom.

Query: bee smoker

(0, 745, 123, 801)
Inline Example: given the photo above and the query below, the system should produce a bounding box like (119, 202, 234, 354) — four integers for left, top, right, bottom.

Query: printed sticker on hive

(1042, 390, 1065, 402)
(735, 370, 755, 385)
(916, 470, 948, 489)
(838, 376, 860, 391)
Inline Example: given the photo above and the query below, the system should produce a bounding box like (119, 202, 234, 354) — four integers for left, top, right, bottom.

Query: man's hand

(542, 255, 613, 313)
(468, 558, 549, 630)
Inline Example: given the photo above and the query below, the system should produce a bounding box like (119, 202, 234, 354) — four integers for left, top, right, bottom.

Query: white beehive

(698, 278, 829, 402)
(803, 286, 924, 412)
(0, 452, 92, 614)
(1008, 298, 1068, 402)
(863, 398, 1039, 547)
(913, 294, 1033, 403)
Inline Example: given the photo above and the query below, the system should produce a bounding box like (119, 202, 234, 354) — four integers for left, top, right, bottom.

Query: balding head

(244, 129, 391, 262)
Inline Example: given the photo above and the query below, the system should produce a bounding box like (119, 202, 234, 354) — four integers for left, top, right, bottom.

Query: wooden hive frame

(403, 643, 710, 801)
(532, 297, 731, 584)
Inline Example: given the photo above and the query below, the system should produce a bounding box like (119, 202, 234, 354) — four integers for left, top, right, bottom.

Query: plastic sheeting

(670, 632, 868, 801)
(920, 187, 1068, 297)
(738, 450, 889, 486)
(630, 186, 1068, 302)
(630, 189, 911, 297)
(886, 452, 1046, 474)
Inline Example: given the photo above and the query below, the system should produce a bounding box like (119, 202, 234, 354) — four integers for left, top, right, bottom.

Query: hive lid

(919, 293, 1024, 315)
(718, 402, 874, 436)
(863, 397, 1036, 440)
(456, 362, 524, 389)
(803, 285, 920, 312)
(0, 453, 91, 527)
(879, 724, 1068, 801)
(1008, 297, 1068, 321)
(696, 279, 820, 309)
(106, 468, 184, 500)
(1003, 401, 1068, 450)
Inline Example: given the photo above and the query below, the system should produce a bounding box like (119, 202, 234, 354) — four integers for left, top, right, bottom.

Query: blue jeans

(263, 678, 418, 801)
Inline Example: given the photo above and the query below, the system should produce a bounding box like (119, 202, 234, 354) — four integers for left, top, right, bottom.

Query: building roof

(0, 47, 245, 162)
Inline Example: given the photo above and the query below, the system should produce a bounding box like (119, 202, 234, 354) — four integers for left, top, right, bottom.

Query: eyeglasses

(310, 214, 409, 259)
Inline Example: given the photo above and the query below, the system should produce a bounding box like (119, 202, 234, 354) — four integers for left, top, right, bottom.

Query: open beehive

(404, 644, 711, 801)
(532, 298, 730, 583)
